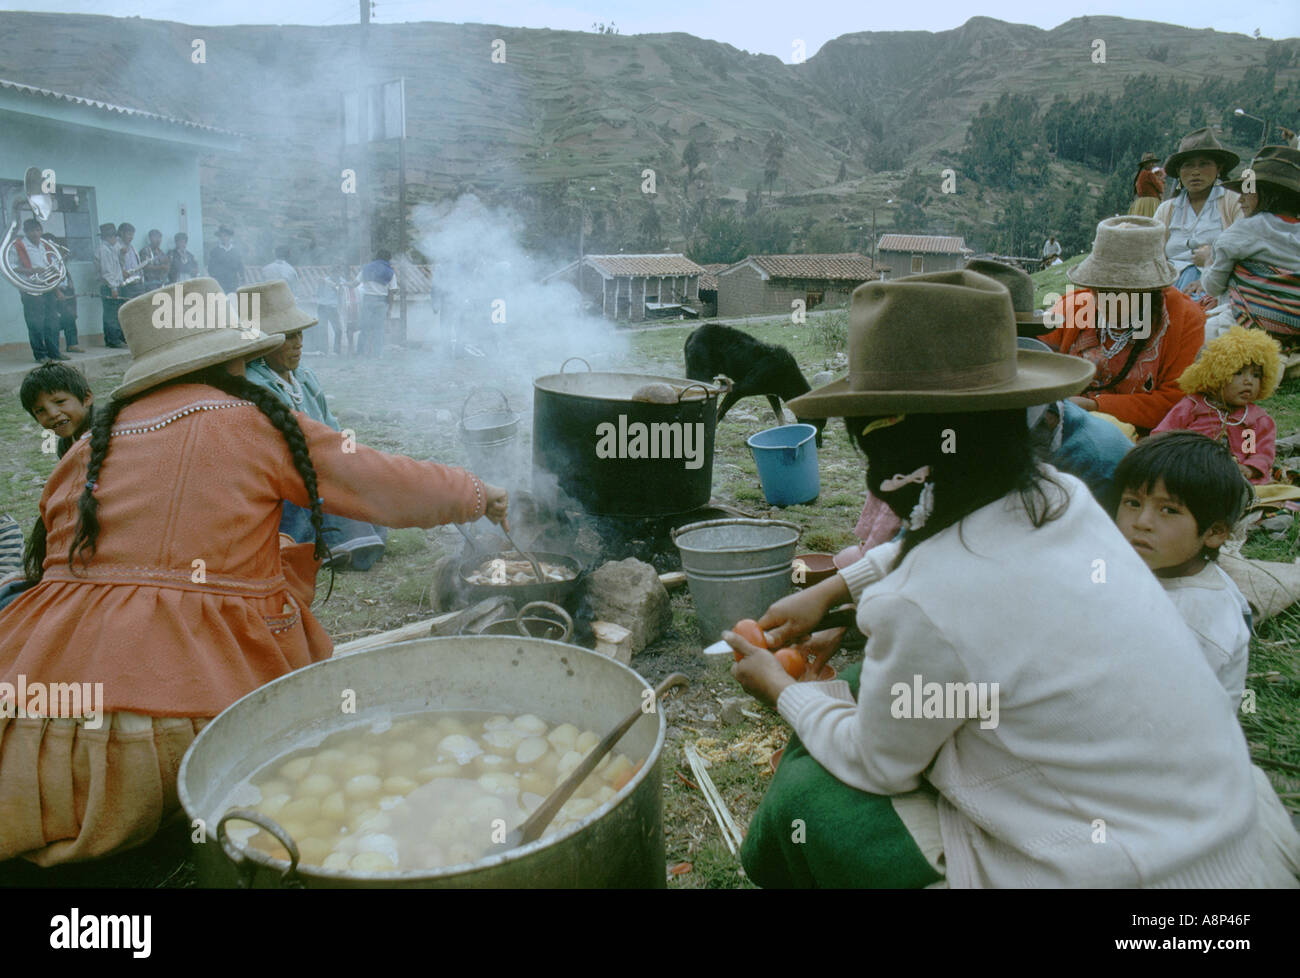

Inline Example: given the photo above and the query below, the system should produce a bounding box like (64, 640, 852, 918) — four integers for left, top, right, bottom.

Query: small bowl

(768, 747, 784, 774)
(792, 553, 837, 588)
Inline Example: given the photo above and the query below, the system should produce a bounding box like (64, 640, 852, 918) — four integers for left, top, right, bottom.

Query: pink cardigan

(1153, 394, 1275, 482)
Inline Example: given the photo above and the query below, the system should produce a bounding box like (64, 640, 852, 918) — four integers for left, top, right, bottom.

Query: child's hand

(726, 630, 795, 709)
(482, 483, 510, 530)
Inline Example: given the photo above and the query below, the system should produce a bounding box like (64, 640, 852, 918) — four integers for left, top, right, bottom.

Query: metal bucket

(459, 388, 520, 487)
(672, 518, 801, 643)
(178, 635, 665, 888)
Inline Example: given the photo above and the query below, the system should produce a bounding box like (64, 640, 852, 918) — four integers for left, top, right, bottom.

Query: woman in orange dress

(1130, 152, 1165, 218)
(0, 278, 509, 865)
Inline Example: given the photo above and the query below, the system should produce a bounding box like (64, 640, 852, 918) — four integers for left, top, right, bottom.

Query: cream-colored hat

(236, 279, 317, 336)
(1066, 216, 1176, 291)
(111, 278, 283, 400)
(787, 270, 1094, 417)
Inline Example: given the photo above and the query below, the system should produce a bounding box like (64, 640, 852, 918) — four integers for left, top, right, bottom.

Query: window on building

(805, 291, 824, 310)
(910, 255, 924, 274)
(0, 178, 97, 262)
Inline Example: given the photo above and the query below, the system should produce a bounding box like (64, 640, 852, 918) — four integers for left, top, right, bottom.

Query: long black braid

(66, 365, 335, 599)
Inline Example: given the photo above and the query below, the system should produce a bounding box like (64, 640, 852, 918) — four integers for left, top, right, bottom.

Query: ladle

(494, 672, 689, 853)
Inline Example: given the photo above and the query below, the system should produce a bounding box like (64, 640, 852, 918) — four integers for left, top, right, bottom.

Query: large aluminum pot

(533, 357, 729, 516)
(178, 635, 666, 888)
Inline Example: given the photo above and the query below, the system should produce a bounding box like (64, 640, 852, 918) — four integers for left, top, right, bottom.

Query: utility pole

(357, 0, 371, 266)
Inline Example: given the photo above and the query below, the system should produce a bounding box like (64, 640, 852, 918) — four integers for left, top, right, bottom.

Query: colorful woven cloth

(1227, 261, 1300, 337)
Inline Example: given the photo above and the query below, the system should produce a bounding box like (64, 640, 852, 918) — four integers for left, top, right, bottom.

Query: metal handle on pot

(216, 807, 304, 889)
(460, 387, 512, 425)
(711, 373, 733, 395)
(560, 356, 591, 373)
(670, 517, 802, 541)
(677, 382, 712, 403)
(515, 600, 574, 642)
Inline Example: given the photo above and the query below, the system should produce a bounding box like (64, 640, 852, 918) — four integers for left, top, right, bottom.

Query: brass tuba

(2, 166, 68, 295)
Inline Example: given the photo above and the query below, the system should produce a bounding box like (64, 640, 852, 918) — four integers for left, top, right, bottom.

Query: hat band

(851, 359, 1015, 392)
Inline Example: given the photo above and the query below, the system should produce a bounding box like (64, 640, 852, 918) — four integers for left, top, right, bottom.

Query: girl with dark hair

(0, 278, 509, 866)
(724, 270, 1296, 888)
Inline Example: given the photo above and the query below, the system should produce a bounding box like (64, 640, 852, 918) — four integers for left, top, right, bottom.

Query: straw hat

(1224, 145, 1300, 195)
(1164, 127, 1240, 176)
(236, 279, 317, 336)
(787, 270, 1094, 417)
(110, 278, 283, 400)
(1066, 217, 1176, 291)
(965, 259, 1046, 335)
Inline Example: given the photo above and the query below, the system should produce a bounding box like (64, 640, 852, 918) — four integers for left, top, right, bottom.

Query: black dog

(684, 323, 826, 446)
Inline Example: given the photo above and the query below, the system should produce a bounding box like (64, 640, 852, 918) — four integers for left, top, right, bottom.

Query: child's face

(1220, 364, 1264, 407)
(30, 390, 93, 440)
(1115, 478, 1229, 578)
(1240, 192, 1259, 217)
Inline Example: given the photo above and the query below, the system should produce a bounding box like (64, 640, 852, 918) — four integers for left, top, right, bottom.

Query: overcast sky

(4, 0, 1297, 60)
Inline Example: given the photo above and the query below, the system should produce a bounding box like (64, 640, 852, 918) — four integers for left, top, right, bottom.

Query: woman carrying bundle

(725, 269, 1298, 888)
(0, 277, 509, 866)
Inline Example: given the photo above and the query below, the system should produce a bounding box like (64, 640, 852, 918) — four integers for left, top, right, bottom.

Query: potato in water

(231, 710, 644, 873)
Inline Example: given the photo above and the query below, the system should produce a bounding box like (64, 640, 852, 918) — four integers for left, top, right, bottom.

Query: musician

(96, 222, 127, 348)
(138, 229, 169, 291)
(117, 223, 144, 299)
(11, 218, 64, 362)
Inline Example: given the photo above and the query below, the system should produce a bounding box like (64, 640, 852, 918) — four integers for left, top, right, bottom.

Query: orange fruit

(731, 618, 768, 661)
(774, 647, 807, 679)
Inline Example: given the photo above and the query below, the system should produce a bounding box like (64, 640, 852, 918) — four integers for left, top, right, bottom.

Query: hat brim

(1165, 150, 1240, 176)
(787, 350, 1096, 417)
(1066, 264, 1175, 291)
(111, 329, 284, 400)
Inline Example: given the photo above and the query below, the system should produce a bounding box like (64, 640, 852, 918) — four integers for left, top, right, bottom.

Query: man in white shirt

(9, 218, 64, 361)
(95, 222, 127, 348)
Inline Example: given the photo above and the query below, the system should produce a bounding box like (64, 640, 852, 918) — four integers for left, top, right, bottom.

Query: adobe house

(0, 77, 237, 350)
(716, 253, 877, 318)
(695, 263, 728, 317)
(549, 253, 706, 322)
(874, 235, 970, 279)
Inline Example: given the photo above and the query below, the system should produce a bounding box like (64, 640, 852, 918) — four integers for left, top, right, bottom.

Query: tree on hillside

(764, 131, 785, 198)
(837, 160, 848, 183)
(637, 203, 666, 252)
(688, 204, 748, 265)
(682, 139, 703, 195)
(962, 93, 1039, 190)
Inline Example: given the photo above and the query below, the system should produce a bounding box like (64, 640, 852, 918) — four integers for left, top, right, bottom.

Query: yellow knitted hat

(1178, 326, 1283, 400)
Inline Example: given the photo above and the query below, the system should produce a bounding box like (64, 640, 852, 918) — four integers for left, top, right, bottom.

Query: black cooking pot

(533, 358, 729, 517)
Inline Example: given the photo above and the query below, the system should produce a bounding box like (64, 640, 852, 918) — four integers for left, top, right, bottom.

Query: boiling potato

(446, 843, 479, 866)
(595, 786, 615, 805)
(297, 773, 337, 798)
(356, 812, 392, 834)
(482, 728, 524, 755)
(280, 797, 321, 823)
(576, 730, 600, 754)
(259, 793, 291, 818)
(547, 723, 579, 752)
(321, 791, 347, 821)
(278, 756, 313, 782)
(556, 750, 583, 780)
(382, 775, 418, 796)
(344, 774, 382, 799)
(475, 753, 508, 774)
(322, 851, 352, 871)
(520, 771, 552, 796)
(415, 762, 459, 782)
(341, 753, 382, 778)
(257, 778, 291, 799)
(603, 755, 633, 787)
(350, 852, 397, 873)
(561, 797, 597, 820)
(483, 715, 511, 731)
(512, 714, 547, 737)
(384, 741, 419, 767)
(298, 837, 333, 866)
(437, 734, 481, 765)
(310, 749, 348, 776)
(515, 737, 548, 766)
(478, 772, 519, 795)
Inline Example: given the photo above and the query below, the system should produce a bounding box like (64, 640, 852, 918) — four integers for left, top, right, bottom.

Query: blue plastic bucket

(746, 424, 820, 506)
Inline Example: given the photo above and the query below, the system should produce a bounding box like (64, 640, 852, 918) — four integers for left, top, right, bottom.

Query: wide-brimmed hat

(1139, 152, 1160, 166)
(1165, 127, 1240, 176)
(1066, 217, 1176, 291)
(1224, 145, 1300, 195)
(236, 280, 317, 336)
(111, 278, 283, 400)
(787, 270, 1095, 417)
(965, 259, 1046, 334)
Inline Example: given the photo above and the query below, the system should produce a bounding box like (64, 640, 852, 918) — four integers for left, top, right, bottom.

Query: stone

(811, 370, 836, 388)
(1261, 514, 1293, 533)
(719, 697, 749, 725)
(585, 557, 672, 654)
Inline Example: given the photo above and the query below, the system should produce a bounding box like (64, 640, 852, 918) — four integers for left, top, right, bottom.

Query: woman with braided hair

(0, 278, 509, 866)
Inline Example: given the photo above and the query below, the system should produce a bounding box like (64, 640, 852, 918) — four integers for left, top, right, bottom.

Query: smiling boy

(20, 362, 95, 459)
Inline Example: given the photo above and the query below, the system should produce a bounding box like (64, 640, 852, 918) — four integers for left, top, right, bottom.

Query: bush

(814, 305, 849, 358)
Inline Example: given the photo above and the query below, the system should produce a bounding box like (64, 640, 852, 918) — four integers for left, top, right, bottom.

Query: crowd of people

(2, 126, 1300, 888)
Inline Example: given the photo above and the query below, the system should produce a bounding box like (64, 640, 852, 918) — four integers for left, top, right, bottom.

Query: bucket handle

(670, 517, 801, 542)
(560, 356, 591, 373)
(216, 807, 304, 889)
(460, 387, 512, 425)
(516, 600, 574, 642)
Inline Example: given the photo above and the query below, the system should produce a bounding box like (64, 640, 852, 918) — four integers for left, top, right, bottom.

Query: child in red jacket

(1153, 326, 1282, 483)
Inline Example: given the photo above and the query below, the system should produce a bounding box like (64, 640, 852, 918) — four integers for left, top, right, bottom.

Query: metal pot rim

(533, 370, 725, 402)
(179, 635, 666, 884)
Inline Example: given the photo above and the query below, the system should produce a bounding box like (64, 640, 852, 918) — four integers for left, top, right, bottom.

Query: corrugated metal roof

(734, 252, 877, 281)
(875, 234, 968, 254)
(0, 77, 240, 137)
(583, 254, 706, 277)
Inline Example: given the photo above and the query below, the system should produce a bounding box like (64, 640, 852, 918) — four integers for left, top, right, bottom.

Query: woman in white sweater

(726, 270, 1299, 888)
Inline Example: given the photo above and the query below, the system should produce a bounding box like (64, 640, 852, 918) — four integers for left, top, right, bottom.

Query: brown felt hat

(965, 259, 1046, 335)
(1067, 217, 1176, 291)
(111, 278, 283, 400)
(786, 270, 1095, 417)
(1139, 152, 1160, 166)
(1224, 145, 1300, 195)
(235, 279, 317, 336)
(1165, 127, 1240, 177)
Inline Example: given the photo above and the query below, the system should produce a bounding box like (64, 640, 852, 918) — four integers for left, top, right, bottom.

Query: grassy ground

(2, 308, 1297, 889)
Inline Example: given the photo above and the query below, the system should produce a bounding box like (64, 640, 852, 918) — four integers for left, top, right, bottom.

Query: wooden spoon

(494, 672, 689, 853)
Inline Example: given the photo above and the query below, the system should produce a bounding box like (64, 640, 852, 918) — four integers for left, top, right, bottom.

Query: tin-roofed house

(0, 77, 239, 351)
(874, 235, 970, 279)
(549, 254, 706, 323)
(715, 253, 878, 318)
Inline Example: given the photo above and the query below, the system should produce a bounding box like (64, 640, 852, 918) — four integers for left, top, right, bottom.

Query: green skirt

(740, 664, 944, 888)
